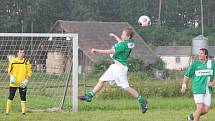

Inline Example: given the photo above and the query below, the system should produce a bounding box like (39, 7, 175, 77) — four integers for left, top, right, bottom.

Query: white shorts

(99, 64, 129, 88)
(193, 90, 211, 107)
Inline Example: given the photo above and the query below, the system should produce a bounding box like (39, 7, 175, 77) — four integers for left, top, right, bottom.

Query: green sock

(189, 113, 194, 120)
(86, 91, 94, 98)
(137, 96, 145, 104)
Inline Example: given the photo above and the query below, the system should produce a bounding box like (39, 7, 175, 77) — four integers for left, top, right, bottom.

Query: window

(175, 57, 181, 63)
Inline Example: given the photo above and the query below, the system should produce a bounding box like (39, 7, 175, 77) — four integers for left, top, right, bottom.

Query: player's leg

(193, 103, 204, 121)
(189, 94, 204, 121)
(117, 65, 147, 113)
(6, 87, 17, 114)
(79, 64, 116, 102)
(200, 105, 209, 115)
(19, 87, 27, 115)
(123, 87, 148, 113)
(188, 92, 211, 121)
(123, 87, 139, 97)
(79, 80, 105, 102)
(92, 80, 105, 95)
(189, 105, 209, 121)
(200, 92, 211, 116)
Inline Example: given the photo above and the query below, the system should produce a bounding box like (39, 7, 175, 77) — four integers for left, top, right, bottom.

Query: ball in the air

(138, 15, 151, 27)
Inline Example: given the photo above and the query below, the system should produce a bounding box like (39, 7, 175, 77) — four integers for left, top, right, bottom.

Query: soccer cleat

(140, 100, 148, 113)
(22, 113, 26, 115)
(78, 95, 92, 102)
(187, 114, 194, 121)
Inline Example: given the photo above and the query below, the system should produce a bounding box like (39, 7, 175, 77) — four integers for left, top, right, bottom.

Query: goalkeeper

(79, 27, 148, 113)
(6, 48, 32, 115)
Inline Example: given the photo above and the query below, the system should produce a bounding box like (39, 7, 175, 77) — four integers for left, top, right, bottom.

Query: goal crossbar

(0, 33, 78, 37)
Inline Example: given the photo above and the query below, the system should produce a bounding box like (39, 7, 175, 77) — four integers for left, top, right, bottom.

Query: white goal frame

(0, 33, 79, 112)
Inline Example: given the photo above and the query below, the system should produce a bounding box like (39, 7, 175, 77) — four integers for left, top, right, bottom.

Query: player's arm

(91, 41, 125, 54)
(109, 33, 121, 42)
(8, 60, 16, 83)
(181, 62, 195, 93)
(208, 78, 215, 87)
(208, 62, 215, 87)
(7, 62, 12, 75)
(26, 60, 32, 78)
(7, 61, 13, 75)
(181, 76, 189, 93)
(20, 59, 32, 88)
(91, 48, 114, 54)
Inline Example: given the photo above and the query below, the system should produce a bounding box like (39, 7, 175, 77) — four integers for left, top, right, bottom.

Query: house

(155, 46, 215, 70)
(49, 20, 157, 73)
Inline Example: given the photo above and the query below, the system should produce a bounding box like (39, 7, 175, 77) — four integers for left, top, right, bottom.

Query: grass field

(1, 97, 215, 121)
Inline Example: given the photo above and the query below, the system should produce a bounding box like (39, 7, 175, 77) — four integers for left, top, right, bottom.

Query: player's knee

(203, 107, 210, 114)
(20, 95, 26, 101)
(122, 86, 130, 91)
(8, 95, 15, 100)
(98, 80, 105, 84)
(8, 88, 16, 100)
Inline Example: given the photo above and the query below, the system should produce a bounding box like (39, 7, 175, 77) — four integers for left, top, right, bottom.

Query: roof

(156, 46, 215, 56)
(49, 20, 157, 64)
(192, 35, 208, 40)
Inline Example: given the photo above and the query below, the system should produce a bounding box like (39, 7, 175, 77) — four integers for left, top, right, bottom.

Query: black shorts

(8, 87, 27, 101)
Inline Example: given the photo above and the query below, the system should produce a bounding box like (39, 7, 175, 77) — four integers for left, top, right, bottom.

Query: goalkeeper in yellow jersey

(6, 48, 32, 115)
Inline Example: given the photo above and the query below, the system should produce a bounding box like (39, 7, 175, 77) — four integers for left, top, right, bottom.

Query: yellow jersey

(8, 57, 32, 87)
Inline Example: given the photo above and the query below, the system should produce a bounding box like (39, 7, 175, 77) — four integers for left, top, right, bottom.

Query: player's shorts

(193, 89, 211, 107)
(99, 64, 129, 88)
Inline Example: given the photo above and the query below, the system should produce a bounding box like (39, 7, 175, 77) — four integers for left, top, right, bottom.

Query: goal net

(0, 33, 78, 112)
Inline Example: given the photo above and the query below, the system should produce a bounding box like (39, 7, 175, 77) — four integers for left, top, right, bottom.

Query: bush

(151, 57, 165, 70)
(165, 69, 185, 80)
(127, 57, 145, 72)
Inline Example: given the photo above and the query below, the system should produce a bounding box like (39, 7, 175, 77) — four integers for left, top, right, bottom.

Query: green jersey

(112, 39, 135, 65)
(185, 59, 215, 94)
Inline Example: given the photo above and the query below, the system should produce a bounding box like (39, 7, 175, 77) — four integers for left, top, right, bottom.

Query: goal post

(72, 33, 78, 112)
(0, 33, 78, 112)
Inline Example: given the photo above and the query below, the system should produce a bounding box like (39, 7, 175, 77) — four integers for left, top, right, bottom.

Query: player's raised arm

(109, 33, 122, 42)
(91, 48, 114, 54)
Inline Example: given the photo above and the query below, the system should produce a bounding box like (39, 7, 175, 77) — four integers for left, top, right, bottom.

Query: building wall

(160, 56, 190, 70)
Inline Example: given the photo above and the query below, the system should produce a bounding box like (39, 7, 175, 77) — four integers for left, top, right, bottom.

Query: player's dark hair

(123, 27, 134, 39)
(19, 48, 24, 51)
(200, 48, 208, 58)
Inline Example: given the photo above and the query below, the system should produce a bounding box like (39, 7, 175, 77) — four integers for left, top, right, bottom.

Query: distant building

(49, 20, 157, 73)
(155, 46, 215, 70)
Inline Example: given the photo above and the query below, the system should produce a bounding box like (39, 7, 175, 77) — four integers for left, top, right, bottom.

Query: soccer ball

(138, 15, 151, 27)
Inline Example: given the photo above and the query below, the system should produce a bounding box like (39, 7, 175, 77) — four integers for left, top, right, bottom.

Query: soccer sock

(6, 99, 12, 114)
(21, 101, 26, 114)
(137, 96, 145, 104)
(86, 91, 94, 98)
(189, 113, 194, 120)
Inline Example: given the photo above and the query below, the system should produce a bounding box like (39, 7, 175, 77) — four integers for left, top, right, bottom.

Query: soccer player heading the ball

(79, 27, 148, 113)
(6, 48, 32, 115)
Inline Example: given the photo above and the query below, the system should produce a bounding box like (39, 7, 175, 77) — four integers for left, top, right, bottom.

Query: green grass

(1, 97, 215, 121)
(1, 109, 215, 121)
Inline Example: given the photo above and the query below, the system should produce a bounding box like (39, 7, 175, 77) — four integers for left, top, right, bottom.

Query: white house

(155, 46, 215, 70)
